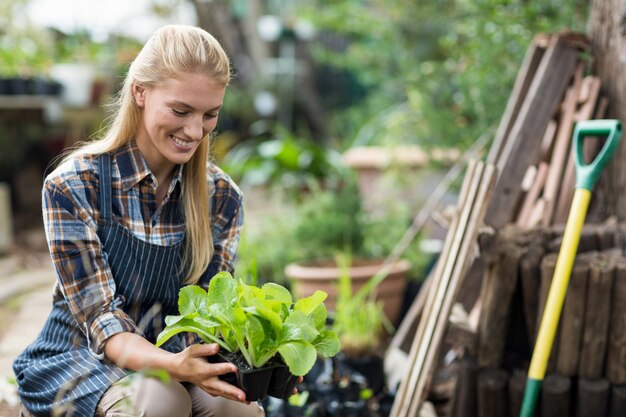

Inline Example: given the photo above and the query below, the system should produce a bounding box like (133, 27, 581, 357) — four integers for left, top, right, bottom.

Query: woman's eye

(172, 109, 187, 116)
(205, 113, 218, 120)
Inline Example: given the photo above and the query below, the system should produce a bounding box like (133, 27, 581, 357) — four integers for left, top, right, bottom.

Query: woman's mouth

(170, 135, 195, 151)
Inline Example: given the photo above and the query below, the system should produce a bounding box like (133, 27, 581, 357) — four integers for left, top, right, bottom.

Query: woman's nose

(184, 116, 204, 140)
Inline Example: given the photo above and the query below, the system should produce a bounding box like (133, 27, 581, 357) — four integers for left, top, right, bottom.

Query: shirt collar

(115, 141, 184, 192)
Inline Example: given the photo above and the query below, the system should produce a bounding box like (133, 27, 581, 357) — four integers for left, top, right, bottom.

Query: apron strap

(98, 153, 112, 221)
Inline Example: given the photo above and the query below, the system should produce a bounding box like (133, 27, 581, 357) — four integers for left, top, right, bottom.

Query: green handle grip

(574, 119, 622, 191)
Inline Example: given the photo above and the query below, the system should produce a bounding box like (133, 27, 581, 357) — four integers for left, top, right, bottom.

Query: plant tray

(208, 351, 298, 401)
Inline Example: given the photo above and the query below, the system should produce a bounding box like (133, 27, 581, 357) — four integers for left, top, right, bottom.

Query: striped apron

(14, 153, 188, 416)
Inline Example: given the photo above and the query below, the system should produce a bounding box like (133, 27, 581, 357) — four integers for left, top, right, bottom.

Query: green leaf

(155, 317, 221, 348)
(261, 282, 293, 304)
(178, 285, 208, 315)
(310, 303, 328, 330)
(294, 290, 327, 316)
(245, 298, 284, 332)
(278, 341, 318, 376)
(246, 316, 265, 360)
(313, 330, 341, 357)
(282, 311, 319, 342)
(207, 272, 238, 307)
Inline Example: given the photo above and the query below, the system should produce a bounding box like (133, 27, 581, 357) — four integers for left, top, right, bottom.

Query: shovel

(519, 119, 622, 417)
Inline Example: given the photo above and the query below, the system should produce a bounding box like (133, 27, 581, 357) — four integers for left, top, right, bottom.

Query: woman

(13, 25, 265, 417)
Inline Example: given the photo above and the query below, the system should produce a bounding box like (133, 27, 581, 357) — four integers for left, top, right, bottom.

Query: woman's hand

(104, 334, 248, 403)
(170, 343, 248, 403)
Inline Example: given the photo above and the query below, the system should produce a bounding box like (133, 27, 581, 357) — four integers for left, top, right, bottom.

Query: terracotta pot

(284, 259, 409, 326)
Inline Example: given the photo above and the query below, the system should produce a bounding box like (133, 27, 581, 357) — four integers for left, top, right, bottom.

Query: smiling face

(133, 72, 226, 177)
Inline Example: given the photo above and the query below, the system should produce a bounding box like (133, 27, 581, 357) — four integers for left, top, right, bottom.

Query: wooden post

(519, 244, 544, 347)
(478, 244, 523, 368)
(576, 378, 610, 417)
(451, 357, 478, 417)
(508, 369, 527, 417)
(596, 221, 616, 250)
(579, 256, 615, 378)
(540, 374, 571, 417)
(607, 261, 626, 384)
(609, 385, 626, 417)
(556, 256, 590, 376)
(477, 368, 509, 417)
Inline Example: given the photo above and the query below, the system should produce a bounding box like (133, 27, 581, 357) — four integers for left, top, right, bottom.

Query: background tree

(588, 0, 626, 221)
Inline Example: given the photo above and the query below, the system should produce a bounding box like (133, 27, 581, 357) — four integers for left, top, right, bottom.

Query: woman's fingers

(188, 342, 219, 357)
(203, 377, 248, 403)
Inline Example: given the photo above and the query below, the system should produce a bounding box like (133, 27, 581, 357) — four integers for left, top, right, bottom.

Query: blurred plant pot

(49, 63, 95, 107)
(343, 146, 459, 217)
(285, 259, 409, 326)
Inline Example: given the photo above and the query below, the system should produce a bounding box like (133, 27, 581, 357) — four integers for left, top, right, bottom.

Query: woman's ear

(132, 83, 146, 108)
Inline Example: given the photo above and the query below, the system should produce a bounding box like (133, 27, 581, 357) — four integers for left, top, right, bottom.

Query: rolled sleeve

(88, 310, 141, 357)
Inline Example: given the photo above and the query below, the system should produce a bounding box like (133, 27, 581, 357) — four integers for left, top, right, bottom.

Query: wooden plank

(555, 256, 589, 376)
(540, 374, 571, 417)
(579, 256, 615, 378)
(516, 162, 549, 228)
(487, 35, 548, 165)
(575, 77, 602, 122)
(408, 164, 497, 417)
(607, 261, 626, 384)
(541, 82, 581, 226)
(539, 120, 558, 162)
(576, 378, 610, 417)
(552, 77, 607, 223)
(389, 160, 480, 417)
(525, 198, 547, 229)
(485, 35, 579, 228)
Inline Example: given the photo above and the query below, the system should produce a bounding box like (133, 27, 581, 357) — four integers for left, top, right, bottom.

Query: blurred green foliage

(223, 124, 348, 191)
(300, 0, 588, 150)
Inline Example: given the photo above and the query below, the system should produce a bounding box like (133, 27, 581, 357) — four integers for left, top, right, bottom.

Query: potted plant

(331, 255, 389, 395)
(156, 272, 341, 401)
(284, 181, 413, 327)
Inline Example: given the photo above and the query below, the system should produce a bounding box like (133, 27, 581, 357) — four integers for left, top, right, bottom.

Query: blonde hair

(60, 25, 231, 284)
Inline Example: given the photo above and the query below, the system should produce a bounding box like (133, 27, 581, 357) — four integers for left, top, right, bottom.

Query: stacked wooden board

(389, 159, 497, 417)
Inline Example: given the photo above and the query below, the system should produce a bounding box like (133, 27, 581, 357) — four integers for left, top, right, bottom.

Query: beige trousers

(21, 375, 265, 417)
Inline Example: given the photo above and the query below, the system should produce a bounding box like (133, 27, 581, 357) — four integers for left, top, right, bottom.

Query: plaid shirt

(42, 141, 243, 353)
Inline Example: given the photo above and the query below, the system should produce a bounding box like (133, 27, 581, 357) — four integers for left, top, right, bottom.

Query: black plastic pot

(208, 351, 273, 401)
(339, 354, 385, 394)
(267, 363, 298, 399)
(208, 351, 299, 401)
